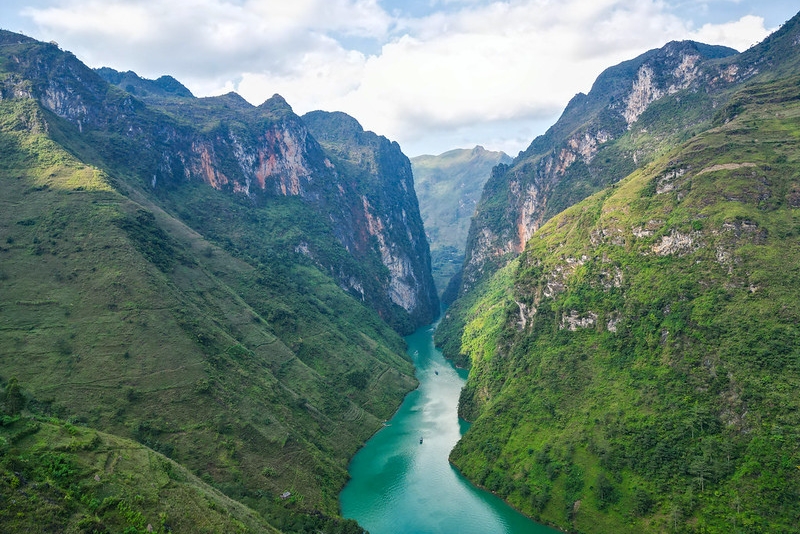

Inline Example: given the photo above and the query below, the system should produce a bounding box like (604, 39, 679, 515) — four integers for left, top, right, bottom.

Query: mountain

(301, 110, 439, 328)
(411, 146, 512, 300)
(438, 11, 800, 533)
(0, 30, 435, 532)
(456, 40, 738, 297)
(96, 66, 194, 99)
(439, 15, 800, 362)
(99, 70, 439, 334)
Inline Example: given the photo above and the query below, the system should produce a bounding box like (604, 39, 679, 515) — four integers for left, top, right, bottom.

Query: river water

(340, 324, 560, 534)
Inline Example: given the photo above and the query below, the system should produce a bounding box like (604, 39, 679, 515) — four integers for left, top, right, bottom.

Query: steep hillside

(457, 40, 738, 296)
(446, 58, 800, 533)
(1, 34, 437, 334)
(411, 146, 511, 300)
(0, 94, 415, 531)
(302, 110, 439, 328)
(0, 31, 434, 532)
(440, 12, 800, 363)
(0, 414, 285, 533)
(99, 67, 437, 332)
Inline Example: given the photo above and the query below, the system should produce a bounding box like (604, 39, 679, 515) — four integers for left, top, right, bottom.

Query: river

(340, 323, 560, 533)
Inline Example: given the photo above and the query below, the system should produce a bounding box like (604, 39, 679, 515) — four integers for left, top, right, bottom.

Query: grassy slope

(0, 415, 282, 533)
(0, 98, 416, 531)
(448, 75, 800, 533)
(412, 147, 511, 295)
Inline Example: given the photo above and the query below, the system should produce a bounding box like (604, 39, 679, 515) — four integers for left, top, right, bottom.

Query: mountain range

(437, 10, 800, 533)
(0, 29, 436, 533)
(2, 7, 800, 534)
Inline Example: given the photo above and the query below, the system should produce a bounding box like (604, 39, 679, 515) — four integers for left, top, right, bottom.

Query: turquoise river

(340, 323, 560, 533)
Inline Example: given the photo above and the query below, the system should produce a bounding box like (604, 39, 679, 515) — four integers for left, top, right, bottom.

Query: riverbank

(340, 323, 558, 533)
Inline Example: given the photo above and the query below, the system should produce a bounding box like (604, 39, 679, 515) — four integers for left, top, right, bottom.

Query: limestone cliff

(458, 40, 739, 294)
(0, 36, 437, 332)
(302, 111, 439, 328)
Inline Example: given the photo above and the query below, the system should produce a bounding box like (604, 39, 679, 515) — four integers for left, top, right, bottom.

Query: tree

(633, 488, 655, 516)
(4, 377, 25, 415)
(595, 473, 619, 510)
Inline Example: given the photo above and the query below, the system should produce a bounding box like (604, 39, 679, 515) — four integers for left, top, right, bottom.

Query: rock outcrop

(0, 39, 438, 332)
(458, 40, 739, 294)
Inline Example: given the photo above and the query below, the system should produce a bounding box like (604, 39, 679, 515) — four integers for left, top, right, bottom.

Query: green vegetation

(443, 72, 800, 532)
(457, 40, 741, 296)
(0, 414, 282, 533)
(411, 146, 511, 297)
(0, 34, 429, 532)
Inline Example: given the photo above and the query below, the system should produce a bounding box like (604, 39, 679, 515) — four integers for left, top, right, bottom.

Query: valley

(3, 8, 800, 534)
(341, 322, 556, 533)
(411, 146, 512, 299)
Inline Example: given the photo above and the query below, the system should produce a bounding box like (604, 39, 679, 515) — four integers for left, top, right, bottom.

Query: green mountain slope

(446, 67, 800, 532)
(453, 10, 800, 303)
(441, 13, 800, 367)
(411, 146, 511, 300)
(454, 40, 739, 298)
(0, 415, 285, 533)
(0, 96, 415, 530)
(0, 32, 436, 532)
(2, 33, 437, 335)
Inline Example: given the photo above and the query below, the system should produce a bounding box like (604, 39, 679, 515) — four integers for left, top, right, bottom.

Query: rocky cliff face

(444, 12, 800, 532)
(458, 40, 740, 293)
(0, 32, 438, 332)
(302, 110, 439, 328)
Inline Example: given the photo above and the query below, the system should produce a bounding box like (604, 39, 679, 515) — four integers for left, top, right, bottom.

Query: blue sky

(2, 1, 798, 156)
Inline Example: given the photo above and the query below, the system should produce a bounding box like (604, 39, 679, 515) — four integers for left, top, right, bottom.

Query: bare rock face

(0, 36, 438, 332)
(302, 111, 439, 328)
(457, 40, 739, 295)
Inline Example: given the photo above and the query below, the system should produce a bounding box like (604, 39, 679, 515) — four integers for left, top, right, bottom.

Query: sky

(1, 1, 798, 157)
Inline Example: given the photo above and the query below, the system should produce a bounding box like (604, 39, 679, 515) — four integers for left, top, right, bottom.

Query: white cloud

(20, 0, 780, 155)
(23, 0, 390, 79)
(234, 40, 368, 109)
(687, 14, 771, 51)
(323, 1, 773, 153)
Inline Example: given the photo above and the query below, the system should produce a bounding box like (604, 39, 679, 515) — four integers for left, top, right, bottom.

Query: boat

(434, 370, 438, 375)
(419, 436, 423, 444)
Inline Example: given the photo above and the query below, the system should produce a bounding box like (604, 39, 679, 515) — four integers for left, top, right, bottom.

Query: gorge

(3, 8, 800, 534)
(341, 321, 559, 534)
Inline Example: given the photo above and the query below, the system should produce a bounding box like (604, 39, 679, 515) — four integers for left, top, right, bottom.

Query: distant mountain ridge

(411, 146, 511, 299)
(97, 67, 194, 99)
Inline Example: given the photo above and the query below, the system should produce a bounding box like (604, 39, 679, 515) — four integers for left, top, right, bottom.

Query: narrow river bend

(340, 323, 560, 534)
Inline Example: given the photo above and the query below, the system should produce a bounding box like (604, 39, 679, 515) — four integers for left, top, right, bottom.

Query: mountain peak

(95, 67, 193, 98)
(211, 91, 252, 107)
(258, 93, 294, 114)
(302, 110, 368, 144)
(0, 30, 38, 46)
